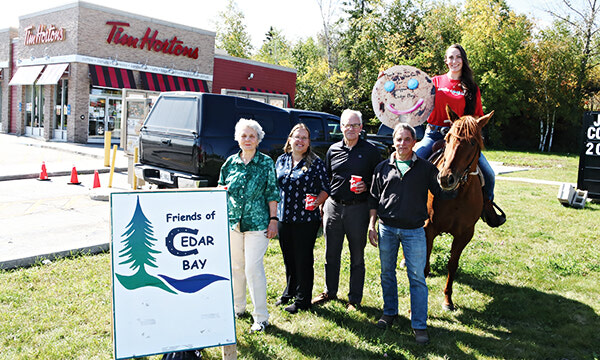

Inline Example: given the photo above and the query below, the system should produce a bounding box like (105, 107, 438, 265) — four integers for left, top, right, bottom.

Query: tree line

(216, 0, 600, 153)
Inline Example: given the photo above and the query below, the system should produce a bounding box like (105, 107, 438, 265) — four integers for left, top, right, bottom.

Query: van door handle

(161, 138, 171, 145)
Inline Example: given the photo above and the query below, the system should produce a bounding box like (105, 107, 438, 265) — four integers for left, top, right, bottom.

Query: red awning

(140, 71, 208, 92)
(240, 86, 292, 107)
(89, 65, 136, 89)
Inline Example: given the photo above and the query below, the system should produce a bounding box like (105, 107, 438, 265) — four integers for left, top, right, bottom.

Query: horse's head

(437, 105, 494, 191)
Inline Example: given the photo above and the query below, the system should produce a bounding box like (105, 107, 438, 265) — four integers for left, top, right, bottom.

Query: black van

(134, 92, 385, 188)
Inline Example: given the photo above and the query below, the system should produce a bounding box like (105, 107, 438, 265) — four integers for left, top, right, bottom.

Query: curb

(0, 167, 128, 182)
(0, 243, 110, 271)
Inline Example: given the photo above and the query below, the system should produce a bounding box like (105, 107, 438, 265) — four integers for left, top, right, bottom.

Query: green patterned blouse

(219, 151, 280, 232)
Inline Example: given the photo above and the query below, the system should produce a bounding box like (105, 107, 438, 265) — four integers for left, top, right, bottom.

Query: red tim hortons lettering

(106, 22, 200, 59)
(106, 21, 130, 44)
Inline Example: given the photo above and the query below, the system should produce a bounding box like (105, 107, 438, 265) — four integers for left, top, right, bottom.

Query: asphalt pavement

(0, 133, 133, 270)
(0, 132, 542, 271)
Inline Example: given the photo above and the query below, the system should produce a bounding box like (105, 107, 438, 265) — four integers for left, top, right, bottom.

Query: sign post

(110, 190, 235, 359)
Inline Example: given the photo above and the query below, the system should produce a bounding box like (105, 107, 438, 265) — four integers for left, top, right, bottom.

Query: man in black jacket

(368, 123, 448, 345)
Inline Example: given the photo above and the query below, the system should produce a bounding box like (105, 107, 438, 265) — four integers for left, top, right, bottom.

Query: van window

(298, 116, 326, 141)
(145, 97, 198, 132)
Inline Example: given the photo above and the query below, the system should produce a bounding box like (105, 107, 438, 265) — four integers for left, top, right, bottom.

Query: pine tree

(118, 196, 160, 274)
(115, 196, 175, 293)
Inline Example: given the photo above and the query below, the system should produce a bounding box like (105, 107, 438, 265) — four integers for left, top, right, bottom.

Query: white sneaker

(250, 320, 269, 333)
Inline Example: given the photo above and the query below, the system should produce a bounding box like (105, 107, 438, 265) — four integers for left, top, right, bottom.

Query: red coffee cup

(305, 193, 317, 210)
(350, 175, 362, 193)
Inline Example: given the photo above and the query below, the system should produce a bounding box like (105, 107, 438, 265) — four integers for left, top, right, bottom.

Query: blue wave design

(157, 274, 228, 293)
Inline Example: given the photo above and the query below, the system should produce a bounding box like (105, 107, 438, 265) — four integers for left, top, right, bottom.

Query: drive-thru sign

(110, 190, 235, 360)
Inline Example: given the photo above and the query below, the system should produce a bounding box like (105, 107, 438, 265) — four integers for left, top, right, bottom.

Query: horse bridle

(437, 139, 481, 190)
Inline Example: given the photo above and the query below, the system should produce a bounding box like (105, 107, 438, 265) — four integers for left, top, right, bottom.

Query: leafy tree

(253, 27, 292, 65)
(317, 0, 343, 71)
(529, 21, 580, 152)
(545, 0, 600, 105)
(215, 0, 253, 58)
(292, 37, 336, 112)
(461, 0, 534, 147)
(415, 0, 462, 74)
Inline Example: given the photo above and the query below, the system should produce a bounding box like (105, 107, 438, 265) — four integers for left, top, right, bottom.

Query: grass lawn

(1, 152, 599, 359)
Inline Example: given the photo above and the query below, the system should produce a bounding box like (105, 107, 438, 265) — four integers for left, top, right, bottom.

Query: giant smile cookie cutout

(372, 65, 435, 128)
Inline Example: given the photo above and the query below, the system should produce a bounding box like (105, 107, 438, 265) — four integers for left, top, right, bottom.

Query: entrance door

(107, 98, 122, 139)
(25, 85, 44, 137)
(53, 79, 68, 141)
(88, 95, 121, 142)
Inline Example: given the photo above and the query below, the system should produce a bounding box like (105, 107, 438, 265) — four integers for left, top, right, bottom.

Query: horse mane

(446, 116, 484, 150)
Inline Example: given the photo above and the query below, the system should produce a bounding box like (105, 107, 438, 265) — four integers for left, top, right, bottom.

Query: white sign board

(110, 190, 235, 360)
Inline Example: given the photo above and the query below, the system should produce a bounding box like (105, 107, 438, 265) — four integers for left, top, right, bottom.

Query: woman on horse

(415, 43, 505, 227)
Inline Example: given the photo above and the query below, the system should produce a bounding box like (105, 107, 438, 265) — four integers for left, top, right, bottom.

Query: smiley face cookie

(372, 65, 435, 128)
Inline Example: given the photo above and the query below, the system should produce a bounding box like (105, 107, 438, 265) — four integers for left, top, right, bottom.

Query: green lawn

(1, 151, 599, 360)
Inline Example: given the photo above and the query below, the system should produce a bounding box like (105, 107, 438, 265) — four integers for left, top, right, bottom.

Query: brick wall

(213, 55, 296, 107)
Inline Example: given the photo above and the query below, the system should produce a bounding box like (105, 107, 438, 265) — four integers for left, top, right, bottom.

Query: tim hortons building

(0, 1, 296, 144)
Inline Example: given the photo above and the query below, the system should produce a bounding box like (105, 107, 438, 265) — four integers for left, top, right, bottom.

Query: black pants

(322, 198, 369, 304)
(277, 220, 321, 308)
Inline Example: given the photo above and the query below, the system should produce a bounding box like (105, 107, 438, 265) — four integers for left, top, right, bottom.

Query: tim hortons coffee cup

(350, 175, 362, 193)
(305, 193, 317, 210)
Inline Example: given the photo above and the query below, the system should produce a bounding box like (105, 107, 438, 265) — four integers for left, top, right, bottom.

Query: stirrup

(482, 201, 506, 227)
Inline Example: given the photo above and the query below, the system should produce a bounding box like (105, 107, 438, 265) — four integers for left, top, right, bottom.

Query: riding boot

(481, 199, 506, 227)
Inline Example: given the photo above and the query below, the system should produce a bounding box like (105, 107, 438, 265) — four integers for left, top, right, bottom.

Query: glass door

(25, 85, 44, 137)
(53, 79, 68, 141)
(88, 95, 106, 140)
(88, 95, 122, 143)
(107, 98, 122, 139)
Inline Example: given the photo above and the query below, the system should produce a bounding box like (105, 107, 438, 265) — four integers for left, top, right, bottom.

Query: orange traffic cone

(68, 166, 81, 185)
(38, 162, 50, 181)
(93, 170, 101, 188)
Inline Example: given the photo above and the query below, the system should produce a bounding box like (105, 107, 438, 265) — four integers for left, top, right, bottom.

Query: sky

(0, 0, 555, 50)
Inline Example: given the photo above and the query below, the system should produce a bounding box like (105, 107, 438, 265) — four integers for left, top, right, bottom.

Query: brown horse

(424, 105, 494, 311)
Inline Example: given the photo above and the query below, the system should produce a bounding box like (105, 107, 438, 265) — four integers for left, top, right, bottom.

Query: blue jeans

(378, 223, 428, 330)
(416, 128, 495, 201)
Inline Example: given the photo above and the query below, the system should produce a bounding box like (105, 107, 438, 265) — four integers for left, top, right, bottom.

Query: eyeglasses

(293, 136, 309, 141)
(342, 123, 361, 129)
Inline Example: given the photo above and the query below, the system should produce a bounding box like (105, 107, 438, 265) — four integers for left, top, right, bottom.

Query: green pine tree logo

(115, 196, 175, 294)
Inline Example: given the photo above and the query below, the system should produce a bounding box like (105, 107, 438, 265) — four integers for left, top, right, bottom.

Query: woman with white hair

(218, 118, 280, 333)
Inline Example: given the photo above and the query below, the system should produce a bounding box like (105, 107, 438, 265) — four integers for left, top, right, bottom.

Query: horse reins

(437, 140, 481, 189)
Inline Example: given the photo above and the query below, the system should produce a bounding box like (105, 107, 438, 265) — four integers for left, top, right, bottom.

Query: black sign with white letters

(578, 112, 600, 199)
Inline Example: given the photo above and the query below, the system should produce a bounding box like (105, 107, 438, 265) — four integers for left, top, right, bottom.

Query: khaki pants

(229, 225, 270, 323)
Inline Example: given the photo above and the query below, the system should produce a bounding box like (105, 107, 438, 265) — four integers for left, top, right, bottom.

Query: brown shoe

(346, 302, 359, 311)
(413, 328, 430, 344)
(481, 199, 506, 227)
(311, 292, 336, 305)
(376, 314, 396, 329)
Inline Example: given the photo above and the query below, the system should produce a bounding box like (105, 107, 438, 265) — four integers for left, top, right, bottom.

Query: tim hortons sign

(105, 21, 200, 59)
(24, 25, 66, 45)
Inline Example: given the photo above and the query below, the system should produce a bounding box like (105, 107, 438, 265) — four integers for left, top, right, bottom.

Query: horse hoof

(442, 303, 455, 312)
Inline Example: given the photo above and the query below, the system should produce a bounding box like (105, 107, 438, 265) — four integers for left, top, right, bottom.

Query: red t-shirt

(427, 74, 483, 127)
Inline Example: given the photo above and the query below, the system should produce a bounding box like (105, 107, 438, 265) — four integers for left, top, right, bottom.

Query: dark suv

(134, 93, 387, 188)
